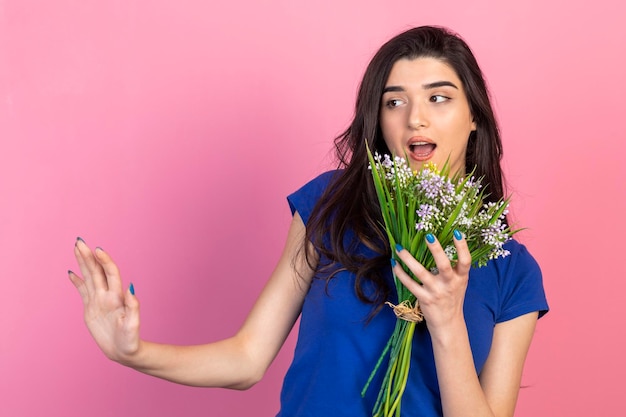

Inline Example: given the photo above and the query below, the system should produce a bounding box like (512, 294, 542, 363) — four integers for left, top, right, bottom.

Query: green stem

(370, 320, 404, 413)
(387, 321, 416, 416)
(384, 349, 400, 416)
(371, 320, 416, 417)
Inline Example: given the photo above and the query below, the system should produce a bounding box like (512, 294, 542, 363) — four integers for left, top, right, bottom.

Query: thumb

(124, 283, 141, 328)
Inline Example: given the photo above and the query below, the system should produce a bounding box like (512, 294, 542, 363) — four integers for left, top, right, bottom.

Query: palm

(69, 239, 140, 363)
(86, 294, 133, 356)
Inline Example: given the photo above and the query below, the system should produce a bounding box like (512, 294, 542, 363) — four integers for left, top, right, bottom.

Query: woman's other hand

(69, 238, 141, 364)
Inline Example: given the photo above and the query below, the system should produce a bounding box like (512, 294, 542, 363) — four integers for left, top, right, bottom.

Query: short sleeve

(496, 240, 549, 323)
(287, 170, 341, 225)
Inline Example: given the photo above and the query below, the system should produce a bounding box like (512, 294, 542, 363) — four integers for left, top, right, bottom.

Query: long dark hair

(303, 26, 505, 309)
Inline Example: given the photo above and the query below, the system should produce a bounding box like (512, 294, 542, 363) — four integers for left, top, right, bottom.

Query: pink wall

(2, 0, 625, 415)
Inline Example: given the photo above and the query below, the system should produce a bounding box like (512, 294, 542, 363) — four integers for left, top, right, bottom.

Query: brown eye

(386, 99, 403, 108)
(429, 95, 448, 103)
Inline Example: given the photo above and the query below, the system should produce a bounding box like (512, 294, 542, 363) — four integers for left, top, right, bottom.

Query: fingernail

(95, 247, 104, 252)
(76, 237, 85, 246)
(395, 243, 404, 252)
(390, 258, 397, 267)
(68, 270, 74, 276)
(453, 229, 463, 240)
(129, 283, 135, 295)
(426, 234, 436, 244)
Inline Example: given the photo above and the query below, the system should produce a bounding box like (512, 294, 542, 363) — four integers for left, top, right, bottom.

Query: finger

(391, 258, 427, 298)
(452, 229, 471, 276)
(94, 247, 123, 295)
(423, 233, 454, 276)
(74, 242, 95, 295)
(394, 243, 433, 286)
(68, 270, 89, 305)
(74, 237, 109, 292)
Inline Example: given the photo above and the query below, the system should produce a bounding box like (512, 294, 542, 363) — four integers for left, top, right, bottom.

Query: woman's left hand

(392, 231, 471, 331)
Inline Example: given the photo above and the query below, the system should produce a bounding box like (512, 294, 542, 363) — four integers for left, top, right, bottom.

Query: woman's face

(379, 57, 476, 175)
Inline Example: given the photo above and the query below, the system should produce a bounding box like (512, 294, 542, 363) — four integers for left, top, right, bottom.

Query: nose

(408, 101, 428, 129)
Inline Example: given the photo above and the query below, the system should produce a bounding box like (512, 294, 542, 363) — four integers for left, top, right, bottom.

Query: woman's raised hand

(69, 238, 141, 364)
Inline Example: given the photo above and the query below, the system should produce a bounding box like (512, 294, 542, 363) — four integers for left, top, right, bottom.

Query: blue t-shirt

(277, 171, 549, 417)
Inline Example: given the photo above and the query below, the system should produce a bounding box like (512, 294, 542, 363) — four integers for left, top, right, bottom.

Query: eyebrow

(382, 81, 459, 93)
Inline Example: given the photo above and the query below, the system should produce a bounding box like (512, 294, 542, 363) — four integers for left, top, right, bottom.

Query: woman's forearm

(430, 317, 495, 417)
(430, 312, 538, 417)
(123, 335, 263, 390)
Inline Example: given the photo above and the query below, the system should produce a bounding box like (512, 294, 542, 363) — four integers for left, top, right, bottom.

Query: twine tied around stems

(385, 300, 424, 323)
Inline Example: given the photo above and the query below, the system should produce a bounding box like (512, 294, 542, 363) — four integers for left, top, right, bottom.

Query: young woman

(70, 26, 548, 417)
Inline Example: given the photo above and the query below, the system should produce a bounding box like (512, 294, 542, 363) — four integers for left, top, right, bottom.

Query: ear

(470, 115, 477, 132)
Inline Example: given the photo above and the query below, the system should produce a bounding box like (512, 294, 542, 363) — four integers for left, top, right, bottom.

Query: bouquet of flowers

(362, 147, 517, 417)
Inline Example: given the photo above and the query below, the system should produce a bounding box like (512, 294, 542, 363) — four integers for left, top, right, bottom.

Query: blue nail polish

(395, 243, 404, 252)
(426, 234, 436, 244)
(390, 258, 397, 267)
(454, 229, 463, 240)
(129, 283, 135, 295)
(95, 246, 104, 252)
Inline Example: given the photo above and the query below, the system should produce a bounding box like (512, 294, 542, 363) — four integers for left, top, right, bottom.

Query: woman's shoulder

(500, 239, 540, 271)
(486, 238, 549, 320)
(299, 169, 343, 190)
(287, 170, 344, 224)
(478, 239, 542, 284)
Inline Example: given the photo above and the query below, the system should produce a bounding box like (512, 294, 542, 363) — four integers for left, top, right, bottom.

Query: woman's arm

(478, 312, 538, 416)
(69, 212, 314, 390)
(428, 311, 537, 417)
(393, 234, 539, 417)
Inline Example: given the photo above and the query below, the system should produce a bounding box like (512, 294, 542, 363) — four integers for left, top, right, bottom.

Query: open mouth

(409, 142, 436, 160)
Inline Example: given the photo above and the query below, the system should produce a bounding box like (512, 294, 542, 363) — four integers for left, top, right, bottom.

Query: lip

(406, 136, 436, 162)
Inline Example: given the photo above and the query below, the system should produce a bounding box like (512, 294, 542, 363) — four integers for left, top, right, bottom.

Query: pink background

(1, 0, 625, 416)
